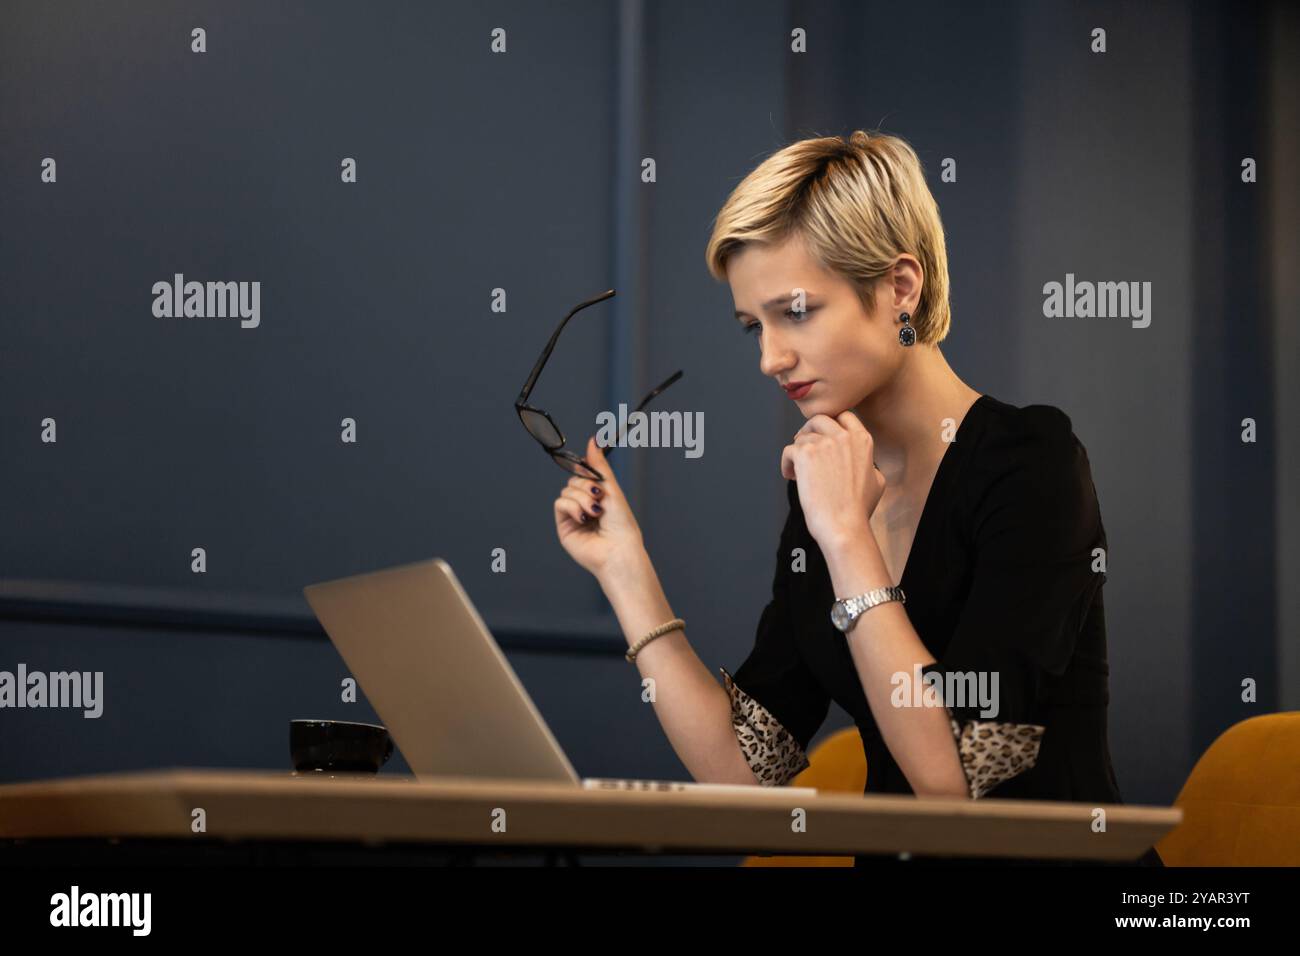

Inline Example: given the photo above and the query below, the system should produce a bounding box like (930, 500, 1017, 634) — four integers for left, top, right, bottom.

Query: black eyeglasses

(515, 289, 683, 481)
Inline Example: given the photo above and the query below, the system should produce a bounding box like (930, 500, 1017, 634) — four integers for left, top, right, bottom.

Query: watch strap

(832, 585, 906, 631)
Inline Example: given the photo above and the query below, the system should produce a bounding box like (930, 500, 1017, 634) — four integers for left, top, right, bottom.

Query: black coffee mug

(289, 719, 394, 774)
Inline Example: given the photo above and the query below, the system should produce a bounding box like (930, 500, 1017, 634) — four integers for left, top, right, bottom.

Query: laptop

(302, 558, 816, 796)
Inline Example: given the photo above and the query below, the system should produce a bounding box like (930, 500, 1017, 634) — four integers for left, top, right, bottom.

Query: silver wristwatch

(830, 586, 906, 633)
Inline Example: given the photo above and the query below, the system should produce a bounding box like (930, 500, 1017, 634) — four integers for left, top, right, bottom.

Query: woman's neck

(851, 345, 981, 490)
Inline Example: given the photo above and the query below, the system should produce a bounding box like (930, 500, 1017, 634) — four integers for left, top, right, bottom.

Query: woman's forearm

(820, 529, 969, 798)
(597, 548, 760, 786)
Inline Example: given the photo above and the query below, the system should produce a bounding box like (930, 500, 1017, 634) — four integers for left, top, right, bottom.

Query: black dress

(720, 394, 1164, 867)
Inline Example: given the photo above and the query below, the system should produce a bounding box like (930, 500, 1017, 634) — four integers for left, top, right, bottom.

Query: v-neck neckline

(895, 393, 989, 589)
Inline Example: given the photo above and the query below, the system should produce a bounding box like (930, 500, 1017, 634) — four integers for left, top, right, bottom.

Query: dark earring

(898, 312, 916, 347)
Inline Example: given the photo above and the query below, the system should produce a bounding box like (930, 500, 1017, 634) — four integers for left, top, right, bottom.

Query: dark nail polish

(591, 503, 603, 514)
(579, 513, 587, 524)
(591, 486, 602, 496)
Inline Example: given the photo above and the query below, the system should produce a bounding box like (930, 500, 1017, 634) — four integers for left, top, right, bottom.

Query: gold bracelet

(625, 618, 685, 663)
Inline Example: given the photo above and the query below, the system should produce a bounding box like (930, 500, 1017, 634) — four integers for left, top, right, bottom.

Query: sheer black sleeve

(720, 481, 833, 786)
(920, 406, 1106, 798)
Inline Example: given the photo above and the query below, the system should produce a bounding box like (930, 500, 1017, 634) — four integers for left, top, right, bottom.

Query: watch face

(831, 602, 852, 631)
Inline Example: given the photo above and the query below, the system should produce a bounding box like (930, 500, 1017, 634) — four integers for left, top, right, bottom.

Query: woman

(552, 130, 1162, 867)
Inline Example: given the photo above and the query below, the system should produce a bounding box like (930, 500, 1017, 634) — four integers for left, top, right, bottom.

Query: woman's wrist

(597, 546, 678, 651)
(597, 543, 652, 593)
(822, 527, 894, 597)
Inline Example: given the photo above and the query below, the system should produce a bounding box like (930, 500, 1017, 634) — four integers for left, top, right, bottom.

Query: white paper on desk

(582, 778, 818, 796)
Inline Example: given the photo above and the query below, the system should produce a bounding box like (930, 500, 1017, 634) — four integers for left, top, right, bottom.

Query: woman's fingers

(567, 474, 606, 501)
(585, 436, 620, 488)
(554, 495, 590, 527)
(780, 443, 799, 480)
(560, 485, 602, 520)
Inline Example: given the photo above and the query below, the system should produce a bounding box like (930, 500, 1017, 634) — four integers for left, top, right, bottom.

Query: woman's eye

(743, 307, 814, 336)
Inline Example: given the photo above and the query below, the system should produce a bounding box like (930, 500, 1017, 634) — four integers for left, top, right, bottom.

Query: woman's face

(728, 233, 909, 419)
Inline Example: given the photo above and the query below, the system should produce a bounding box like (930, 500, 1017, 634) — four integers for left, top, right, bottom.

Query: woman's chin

(797, 397, 834, 417)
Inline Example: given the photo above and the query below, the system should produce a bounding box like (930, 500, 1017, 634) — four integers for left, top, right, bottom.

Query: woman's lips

(784, 381, 814, 400)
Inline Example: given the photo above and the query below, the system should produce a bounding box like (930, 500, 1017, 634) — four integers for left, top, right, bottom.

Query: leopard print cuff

(719, 667, 811, 787)
(947, 716, 1045, 799)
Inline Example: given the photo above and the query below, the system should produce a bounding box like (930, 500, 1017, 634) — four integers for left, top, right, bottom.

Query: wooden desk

(0, 768, 1179, 862)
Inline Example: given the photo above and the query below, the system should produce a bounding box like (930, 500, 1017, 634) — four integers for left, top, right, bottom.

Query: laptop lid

(303, 558, 580, 785)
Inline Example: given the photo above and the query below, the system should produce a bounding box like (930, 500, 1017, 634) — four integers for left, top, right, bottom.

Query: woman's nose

(759, 335, 794, 379)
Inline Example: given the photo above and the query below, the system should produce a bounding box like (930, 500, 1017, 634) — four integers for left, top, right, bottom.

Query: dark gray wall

(1272, 1, 1300, 713)
(2, 0, 1295, 841)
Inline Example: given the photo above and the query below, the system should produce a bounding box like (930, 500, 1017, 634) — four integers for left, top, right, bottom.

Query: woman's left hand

(780, 411, 886, 549)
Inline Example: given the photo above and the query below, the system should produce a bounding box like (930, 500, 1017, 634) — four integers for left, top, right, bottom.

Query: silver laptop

(302, 558, 815, 796)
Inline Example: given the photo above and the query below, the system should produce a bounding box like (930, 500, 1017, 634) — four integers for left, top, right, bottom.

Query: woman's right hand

(553, 436, 646, 580)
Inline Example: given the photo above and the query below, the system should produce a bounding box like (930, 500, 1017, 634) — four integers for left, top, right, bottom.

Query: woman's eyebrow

(734, 292, 817, 320)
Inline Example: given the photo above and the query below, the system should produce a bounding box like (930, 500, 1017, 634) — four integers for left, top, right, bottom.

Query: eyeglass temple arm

(515, 289, 617, 405)
(633, 369, 683, 410)
(598, 369, 684, 462)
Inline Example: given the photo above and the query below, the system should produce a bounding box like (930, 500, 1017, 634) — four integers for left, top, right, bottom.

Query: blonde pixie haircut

(705, 130, 952, 345)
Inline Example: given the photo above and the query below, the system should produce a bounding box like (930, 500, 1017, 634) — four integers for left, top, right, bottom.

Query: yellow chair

(1155, 711, 1300, 866)
(741, 727, 867, 866)
(743, 712, 1300, 866)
